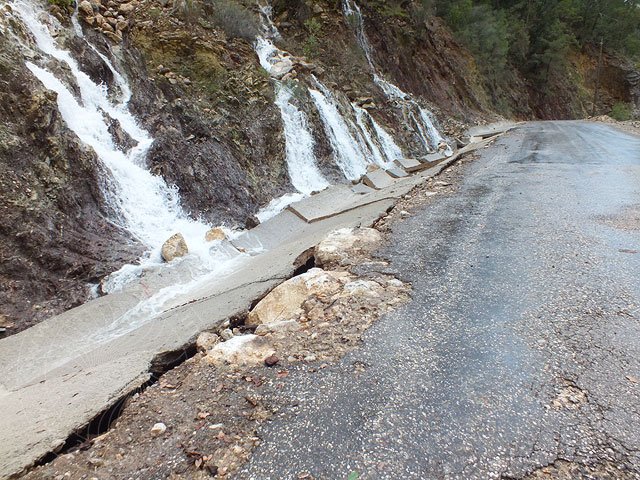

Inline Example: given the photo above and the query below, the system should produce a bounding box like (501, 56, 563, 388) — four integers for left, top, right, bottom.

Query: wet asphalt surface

(238, 122, 640, 479)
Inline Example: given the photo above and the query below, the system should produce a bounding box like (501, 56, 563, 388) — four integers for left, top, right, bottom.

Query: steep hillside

(0, 0, 637, 335)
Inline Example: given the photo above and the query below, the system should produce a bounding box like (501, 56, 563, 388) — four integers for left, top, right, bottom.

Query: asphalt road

(238, 121, 640, 479)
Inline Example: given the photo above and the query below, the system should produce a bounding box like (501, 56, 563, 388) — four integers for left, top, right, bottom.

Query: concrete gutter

(0, 136, 503, 478)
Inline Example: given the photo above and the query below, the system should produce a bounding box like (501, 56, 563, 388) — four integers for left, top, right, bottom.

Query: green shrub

(302, 17, 322, 58)
(204, 0, 259, 41)
(610, 102, 633, 121)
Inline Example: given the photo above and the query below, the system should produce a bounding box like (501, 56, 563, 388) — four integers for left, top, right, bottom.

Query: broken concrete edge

(8, 140, 489, 478)
(8, 277, 288, 479)
(287, 197, 400, 224)
(15, 371, 151, 479)
(466, 121, 519, 141)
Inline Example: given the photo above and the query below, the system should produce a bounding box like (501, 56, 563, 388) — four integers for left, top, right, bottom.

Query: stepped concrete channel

(0, 124, 513, 478)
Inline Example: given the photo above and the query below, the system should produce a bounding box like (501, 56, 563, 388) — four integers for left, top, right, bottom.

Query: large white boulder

(204, 335, 275, 366)
(314, 227, 382, 268)
(246, 268, 349, 326)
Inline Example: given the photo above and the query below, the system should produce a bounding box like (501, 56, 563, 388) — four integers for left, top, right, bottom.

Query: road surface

(239, 121, 640, 479)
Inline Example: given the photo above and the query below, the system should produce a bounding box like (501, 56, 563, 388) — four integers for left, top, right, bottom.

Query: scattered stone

(0, 315, 14, 330)
(118, 1, 135, 14)
(400, 210, 411, 218)
(161, 233, 188, 262)
(150, 422, 167, 436)
(220, 328, 234, 341)
(315, 227, 382, 268)
(245, 215, 260, 229)
(341, 280, 381, 298)
(205, 227, 227, 242)
(264, 354, 279, 367)
(196, 332, 220, 352)
(246, 268, 349, 326)
(205, 335, 275, 366)
(254, 319, 301, 336)
(78, 0, 93, 15)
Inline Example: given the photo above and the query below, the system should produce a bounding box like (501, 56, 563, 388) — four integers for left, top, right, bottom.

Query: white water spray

(254, 7, 328, 220)
(308, 80, 369, 180)
(343, 0, 449, 154)
(13, 0, 218, 261)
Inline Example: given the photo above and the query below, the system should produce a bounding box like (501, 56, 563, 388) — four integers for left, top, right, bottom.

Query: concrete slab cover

(363, 169, 396, 190)
(0, 145, 467, 477)
(394, 158, 423, 173)
(467, 121, 516, 139)
(420, 152, 447, 166)
(385, 167, 409, 178)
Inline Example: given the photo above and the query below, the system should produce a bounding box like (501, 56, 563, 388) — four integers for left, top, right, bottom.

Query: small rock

(118, 1, 135, 14)
(386, 278, 404, 288)
(399, 210, 411, 218)
(115, 18, 128, 31)
(254, 319, 301, 336)
(150, 422, 166, 436)
(264, 354, 279, 367)
(205, 335, 275, 366)
(78, 0, 93, 15)
(161, 233, 188, 262)
(196, 332, 220, 352)
(220, 328, 234, 341)
(0, 315, 14, 330)
(205, 227, 227, 242)
(245, 215, 260, 229)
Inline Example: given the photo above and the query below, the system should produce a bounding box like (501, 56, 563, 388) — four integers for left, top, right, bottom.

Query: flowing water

(256, 2, 403, 185)
(11, 0, 247, 339)
(342, 0, 450, 154)
(12, 0, 226, 267)
(254, 9, 329, 220)
(308, 80, 370, 180)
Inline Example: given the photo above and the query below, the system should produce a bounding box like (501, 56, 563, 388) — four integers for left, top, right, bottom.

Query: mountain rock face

(0, 0, 636, 335)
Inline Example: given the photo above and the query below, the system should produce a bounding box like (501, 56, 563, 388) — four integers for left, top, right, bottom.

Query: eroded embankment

(17, 153, 477, 480)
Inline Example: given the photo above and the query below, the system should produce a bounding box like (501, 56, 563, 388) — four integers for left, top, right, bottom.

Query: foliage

(420, 0, 640, 112)
(610, 101, 633, 120)
(173, 0, 201, 24)
(203, 0, 259, 40)
(303, 17, 322, 58)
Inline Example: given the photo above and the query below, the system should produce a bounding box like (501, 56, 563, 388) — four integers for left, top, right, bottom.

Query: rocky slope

(0, 0, 637, 335)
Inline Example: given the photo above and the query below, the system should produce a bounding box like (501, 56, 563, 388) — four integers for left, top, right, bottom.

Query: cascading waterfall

(7, 0, 251, 341)
(352, 103, 403, 165)
(342, 0, 450, 154)
(12, 0, 223, 265)
(308, 80, 370, 180)
(256, 2, 403, 185)
(254, 8, 328, 220)
(11, 0, 248, 320)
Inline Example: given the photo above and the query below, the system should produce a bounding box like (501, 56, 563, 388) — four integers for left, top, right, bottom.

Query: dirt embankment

(19, 159, 473, 480)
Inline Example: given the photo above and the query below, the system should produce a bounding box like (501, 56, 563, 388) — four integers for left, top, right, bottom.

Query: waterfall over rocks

(12, 0, 238, 291)
(254, 6, 328, 221)
(342, 0, 450, 154)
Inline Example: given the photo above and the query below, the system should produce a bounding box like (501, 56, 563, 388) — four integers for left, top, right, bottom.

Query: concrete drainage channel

(28, 251, 320, 473)
(0, 123, 515, 478)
